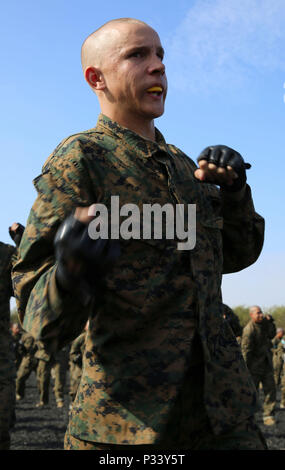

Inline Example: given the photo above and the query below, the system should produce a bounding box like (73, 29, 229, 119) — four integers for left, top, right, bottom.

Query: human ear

(85, 66, 106, 91)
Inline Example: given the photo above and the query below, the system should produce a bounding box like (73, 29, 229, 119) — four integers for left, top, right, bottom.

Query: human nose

(148, 54, 165, 75)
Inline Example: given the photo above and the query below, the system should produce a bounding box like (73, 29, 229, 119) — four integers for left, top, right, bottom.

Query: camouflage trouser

(36, 359, 51, 404)
(64, 335, 267, 451)
(0, 381, 15, 450)
(50, 348, 69, 403)
(51, 360, 67, 403)
(273, 361, 285, 406)
(15, 354, 22, 371)
(16, 355, 38, 398)
(273, 359, 284, 386)
(251, 369, 276, 417)
(280, 369, 285, 406)
(69, 363, 82, 402)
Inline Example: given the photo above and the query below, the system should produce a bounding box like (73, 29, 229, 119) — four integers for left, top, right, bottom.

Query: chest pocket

(172, 178, 224, 278)
(171, 176, 223, 229)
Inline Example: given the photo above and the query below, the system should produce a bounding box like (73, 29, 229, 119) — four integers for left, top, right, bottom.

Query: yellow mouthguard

(147, 86, 163, 92)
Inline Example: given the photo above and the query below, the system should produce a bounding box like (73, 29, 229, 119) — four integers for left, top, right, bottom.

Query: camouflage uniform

(0, 242, 16, 450)
(16, 332, 38, 399)
(51, 346, 70, 406)
(241, 317, 276, 418)
(35, 342, 69, 406)
(69, 333, 86, 402)
(11, 329, 24, 370)
(34, 341, 52, 404)
(13, 114, 266, 449)
(221, 304, 243, 343)
(272, 336, 285, 407)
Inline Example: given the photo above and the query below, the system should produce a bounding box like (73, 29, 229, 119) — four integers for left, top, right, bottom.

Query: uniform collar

(95, 113, 171, 159)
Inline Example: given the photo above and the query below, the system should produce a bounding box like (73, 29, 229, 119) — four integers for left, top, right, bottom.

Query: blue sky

(1, 0, 285, 309)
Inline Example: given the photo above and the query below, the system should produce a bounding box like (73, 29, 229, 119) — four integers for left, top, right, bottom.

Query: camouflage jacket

(34, 339, 51, 362)
(272, 336, 285, 370)
(20, 332, 38, 357)
(69, 332, 86, 367)
(11, 331, 24, 364)
(0, 242, 16, 383)
(12, 114, 264, 443)
(221, 304, 243, 338)
(241, 318, 276, 373)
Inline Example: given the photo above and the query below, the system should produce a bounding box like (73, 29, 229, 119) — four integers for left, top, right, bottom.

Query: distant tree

(232, 305, 285, 331)
(232, 305, 249, 328)
(265, 306, 285, 330)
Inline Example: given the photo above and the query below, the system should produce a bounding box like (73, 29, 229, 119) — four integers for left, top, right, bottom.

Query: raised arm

(12, 137, 97, 352)
(194, 145, 264, 273)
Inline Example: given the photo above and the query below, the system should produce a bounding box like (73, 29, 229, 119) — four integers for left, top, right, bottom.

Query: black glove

(54, 213, 120, 296)
(197, 145, 251, 192)
(9, 223, 25, 247)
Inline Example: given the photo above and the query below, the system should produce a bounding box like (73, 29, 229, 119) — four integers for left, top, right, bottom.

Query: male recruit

(13, 18, 265, 450)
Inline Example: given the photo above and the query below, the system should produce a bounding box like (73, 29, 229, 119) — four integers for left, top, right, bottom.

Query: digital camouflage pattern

(241, 317, 276, 373)
(50, 346, 70, 405)
(69, 332, 86, 402)
(65, 334, 267, 450)
(272, 336, 285, 407)
(221, 303, 243, 339)
(16, 332, 38, 399)
(34, 340, 52, 404)
(35, 341, 69, 405)
(241, 318, 276, 417)
(11, 329, 24, 370)
(65, 419, 267, 450)
(36, 359, 51, 404)
(272, 336, 284, 384)
(0, 241, 16, 449)
(13, 114, 265, 445)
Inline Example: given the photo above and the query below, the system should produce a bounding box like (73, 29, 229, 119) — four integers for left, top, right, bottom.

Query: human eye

(127, 49, 144, 59)
(157, 49, 164, 61)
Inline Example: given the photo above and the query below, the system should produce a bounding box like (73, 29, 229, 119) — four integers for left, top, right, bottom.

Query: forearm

(241, 330, 254, 365)
(221, 184, 265, 273)
(267, 322, 276, 340)
(16, 262, 92, 352)
(12, 155, 95, 351)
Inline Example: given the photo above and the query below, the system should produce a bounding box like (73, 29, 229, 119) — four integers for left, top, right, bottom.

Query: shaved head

(249, 305, 262, 314)
(11, 323, 20, 334)
(276, 327, 284, 338)
(80, 18, 166, 140)
(249, 305, 263, 324)
(81, 18, 150, 71)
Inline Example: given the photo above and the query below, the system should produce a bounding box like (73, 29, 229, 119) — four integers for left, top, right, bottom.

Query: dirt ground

(256, 390, 285, 450)
(10, 372, 69, 450)
(9, 373, 285, 450)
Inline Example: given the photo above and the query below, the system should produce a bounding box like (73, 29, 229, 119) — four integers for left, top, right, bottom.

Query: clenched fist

(194, 145, 251, 192)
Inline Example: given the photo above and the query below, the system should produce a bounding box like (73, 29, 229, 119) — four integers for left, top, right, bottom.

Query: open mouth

(146, 86, 163, 97)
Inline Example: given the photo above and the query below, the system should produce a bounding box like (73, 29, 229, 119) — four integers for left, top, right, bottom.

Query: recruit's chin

(143, 105, 165, 121)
